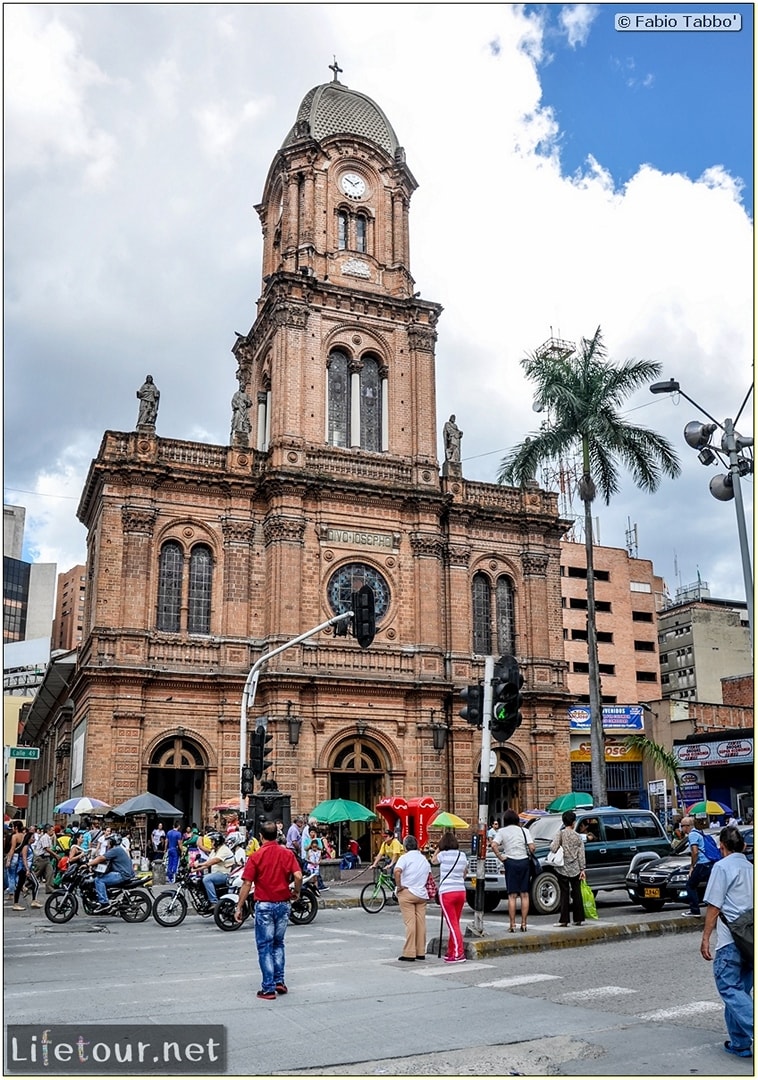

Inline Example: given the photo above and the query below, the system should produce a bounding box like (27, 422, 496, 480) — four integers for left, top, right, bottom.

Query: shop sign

(674, 738, 753, 767)
(568, 705, 644, 732)
(570, 737, 643, 763)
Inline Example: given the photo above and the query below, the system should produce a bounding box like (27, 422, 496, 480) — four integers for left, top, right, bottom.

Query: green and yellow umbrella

(430, 811, 470, 829)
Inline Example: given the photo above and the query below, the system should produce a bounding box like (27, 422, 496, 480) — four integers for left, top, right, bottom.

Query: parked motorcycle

(44, 861, 153, 924)
(213, 870, 320, 931)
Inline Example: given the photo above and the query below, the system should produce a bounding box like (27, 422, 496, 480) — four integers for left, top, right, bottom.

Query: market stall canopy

(53, 797, 111, 815)
(111, 793, 183, 818)
(310, 798, 376, 824)
(546, 792, 593, 813)
(430, 811, 469, 829)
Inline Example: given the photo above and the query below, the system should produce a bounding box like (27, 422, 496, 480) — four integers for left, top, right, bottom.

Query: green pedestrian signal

(491, 654, 523, 742)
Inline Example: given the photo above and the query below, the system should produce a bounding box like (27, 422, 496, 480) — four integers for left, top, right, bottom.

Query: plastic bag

(580, 878, 598, 919)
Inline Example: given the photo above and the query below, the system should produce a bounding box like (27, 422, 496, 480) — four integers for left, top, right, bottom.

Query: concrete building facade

(658, 596, 751, 704)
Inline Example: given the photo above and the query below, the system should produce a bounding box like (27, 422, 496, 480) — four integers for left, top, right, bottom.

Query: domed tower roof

(282, 77, 400, 157)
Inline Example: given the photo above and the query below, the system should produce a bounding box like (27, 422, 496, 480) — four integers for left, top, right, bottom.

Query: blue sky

(4, 4, 753, 603)
(530, 3, 753, 212)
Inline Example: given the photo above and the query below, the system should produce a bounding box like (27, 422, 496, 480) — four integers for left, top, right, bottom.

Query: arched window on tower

(355, 214, 367, 253)
(472, 573, 492, 655)
(327, 350, 350, 447)
(337, 211, 348, 251)
(496, 575, 516, 656)
(360, 355, 382, 452)
(157, 541, 183, 632)
(188, 544, 213, 635)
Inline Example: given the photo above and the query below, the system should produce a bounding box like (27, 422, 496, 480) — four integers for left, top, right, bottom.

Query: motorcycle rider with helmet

(89, 835, 134, 910)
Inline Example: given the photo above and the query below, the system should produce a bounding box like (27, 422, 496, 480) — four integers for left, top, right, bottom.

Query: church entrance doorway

(328, 733, 386, 861)
(146, 733, 206, 827)
(485, 749, 524, 823)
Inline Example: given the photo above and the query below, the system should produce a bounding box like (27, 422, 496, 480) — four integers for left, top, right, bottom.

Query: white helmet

(226, 831, 246, 848)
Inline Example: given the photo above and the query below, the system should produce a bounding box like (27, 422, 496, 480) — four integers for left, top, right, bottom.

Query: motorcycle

(213, 869, 320, 931)
(152, 860, 240, 927)
(44, 861, 153, 924)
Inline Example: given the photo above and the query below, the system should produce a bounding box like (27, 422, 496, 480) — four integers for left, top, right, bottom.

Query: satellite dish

(532, 396, 544, 414)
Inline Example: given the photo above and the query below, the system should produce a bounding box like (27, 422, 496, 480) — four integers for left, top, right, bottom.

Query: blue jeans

(166, 847, 180, 883)
(202, 872, 229, 905)
(6, 854, 19, 894)
(685, 863, 711, 913)
(714, 941, 754, 1051)
(254, 901, 290, 993)
(94, 871, 128, 905)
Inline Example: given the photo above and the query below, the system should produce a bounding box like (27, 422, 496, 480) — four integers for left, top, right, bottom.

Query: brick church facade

(70, 71, 573, 838)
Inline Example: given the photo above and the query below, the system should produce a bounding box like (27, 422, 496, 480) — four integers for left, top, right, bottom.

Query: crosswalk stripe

(562, 985, 636, 1000)
(637, 1001, 721, 1021)
(477, 973, 562, 988)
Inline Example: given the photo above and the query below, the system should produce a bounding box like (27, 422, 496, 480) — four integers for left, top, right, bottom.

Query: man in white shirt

(700, 825, 753, 1059)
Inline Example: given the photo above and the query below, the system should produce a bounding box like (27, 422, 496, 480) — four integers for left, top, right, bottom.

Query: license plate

(643, 887, 661, 899)
(470, 877, 477, 887)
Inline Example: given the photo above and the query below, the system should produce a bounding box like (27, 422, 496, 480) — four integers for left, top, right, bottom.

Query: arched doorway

(147, 733, 206, 826)
(485, 749, 525, 823)
(328, 733, 386, 862)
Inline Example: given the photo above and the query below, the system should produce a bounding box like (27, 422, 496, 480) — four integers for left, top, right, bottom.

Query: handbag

(546, 846, 564, 867)
(719, 909, 753, 965)
(580, 878, 598, 919)
(521, 827, 541, 880)
(425, 871, 438, 903)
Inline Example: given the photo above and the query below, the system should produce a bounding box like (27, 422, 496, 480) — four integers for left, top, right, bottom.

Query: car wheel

(639, 898, 666, 912)
(530, 871, 560, 915)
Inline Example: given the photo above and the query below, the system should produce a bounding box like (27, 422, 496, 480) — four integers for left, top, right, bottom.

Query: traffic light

(250, 720, 274, 779)
(459, 684, 483, 726)
(240, 767, 254, 796)
(491, 654, 523, 743)
(351, 585, 376, 649)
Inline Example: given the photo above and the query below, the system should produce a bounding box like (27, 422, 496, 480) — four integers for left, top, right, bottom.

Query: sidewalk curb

(458, 915, 703, 958)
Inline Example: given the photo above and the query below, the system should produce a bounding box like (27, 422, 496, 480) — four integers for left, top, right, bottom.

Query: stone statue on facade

(136, 375, 160, 428)
(230, 381, 253, 447)
(442, 414, 463, 477)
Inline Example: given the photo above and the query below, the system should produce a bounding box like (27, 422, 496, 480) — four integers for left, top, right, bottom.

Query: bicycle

(360, 867, 398, 913)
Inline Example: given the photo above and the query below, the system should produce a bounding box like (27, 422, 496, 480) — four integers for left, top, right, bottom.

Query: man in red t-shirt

(236, 821, 302, 1000)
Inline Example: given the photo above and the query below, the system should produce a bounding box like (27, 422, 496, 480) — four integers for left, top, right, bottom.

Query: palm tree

(623, 734, 682, 810)
(497, 327, 681, 805)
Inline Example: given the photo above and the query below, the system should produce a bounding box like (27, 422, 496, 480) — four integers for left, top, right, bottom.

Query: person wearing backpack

(682, 816, 711, 917)
(700, 825, 753, 1059)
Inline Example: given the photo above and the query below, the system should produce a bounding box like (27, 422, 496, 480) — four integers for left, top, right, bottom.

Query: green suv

(465, 807, 672, 916)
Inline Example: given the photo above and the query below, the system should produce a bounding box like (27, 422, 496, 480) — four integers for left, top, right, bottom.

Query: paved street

(3, 887, 753, 1076)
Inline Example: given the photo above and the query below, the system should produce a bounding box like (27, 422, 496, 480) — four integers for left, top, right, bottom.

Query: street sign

(8, 747, 40, 759)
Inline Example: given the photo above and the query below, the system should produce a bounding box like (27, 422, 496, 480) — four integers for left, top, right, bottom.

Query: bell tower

(233, 64, 442, 481)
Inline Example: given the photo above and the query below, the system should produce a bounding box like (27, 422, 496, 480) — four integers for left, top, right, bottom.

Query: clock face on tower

(327, 562, 389, 622)
(340, 172, 366, 200)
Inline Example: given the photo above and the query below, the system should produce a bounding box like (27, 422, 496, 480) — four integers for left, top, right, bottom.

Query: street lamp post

(650, 379, 753, 652)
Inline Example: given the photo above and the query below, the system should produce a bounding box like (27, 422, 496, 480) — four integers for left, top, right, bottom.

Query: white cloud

(4, 4, 752, 603)
(558, 4, 600, 48)
(4, 6, 118, 185)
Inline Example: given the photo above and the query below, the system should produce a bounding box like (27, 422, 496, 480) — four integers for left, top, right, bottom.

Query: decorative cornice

(446, 542, 472, 568)
(407, 323, 437, 352)
(521, 550, 549, 577)
(221, 517, 255, 546)
(274, 302, 308, 329)
(262, 514, 307, 546)
(121, 506, 158, 535)
(409, 531, 446, 559)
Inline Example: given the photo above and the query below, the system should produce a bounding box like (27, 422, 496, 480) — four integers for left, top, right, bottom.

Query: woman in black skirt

(490, 808, 536, 932)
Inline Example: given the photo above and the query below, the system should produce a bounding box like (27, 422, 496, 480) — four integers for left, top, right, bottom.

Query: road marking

(637, 1001, 721, 1021)
(409, 962, 496, 976)
(562, 985, 636, 1001)
(478, 974, 562, 988)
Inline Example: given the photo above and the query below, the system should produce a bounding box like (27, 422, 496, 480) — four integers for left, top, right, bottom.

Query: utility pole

(470, 655, 494, 937)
